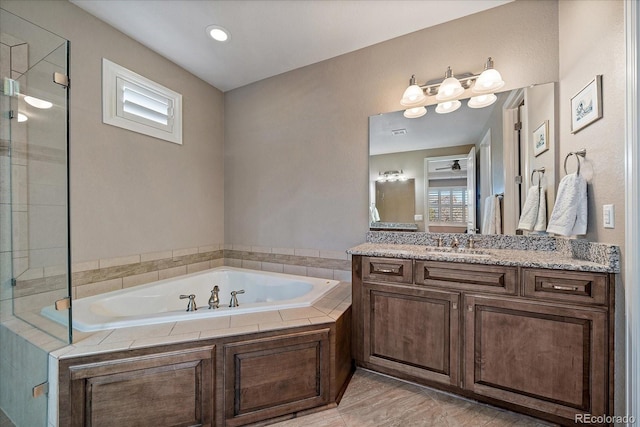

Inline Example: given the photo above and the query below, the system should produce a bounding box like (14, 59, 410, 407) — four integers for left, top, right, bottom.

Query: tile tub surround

(364, 231, 620, 272)
(66, 244, 351, 300)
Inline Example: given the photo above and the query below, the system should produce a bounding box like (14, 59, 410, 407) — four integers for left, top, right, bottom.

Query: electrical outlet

(603, 204, 615, 229)
(414, 214, 423, 221)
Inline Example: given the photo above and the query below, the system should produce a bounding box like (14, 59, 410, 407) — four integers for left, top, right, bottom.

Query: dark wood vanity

(352, 255, 614, 427)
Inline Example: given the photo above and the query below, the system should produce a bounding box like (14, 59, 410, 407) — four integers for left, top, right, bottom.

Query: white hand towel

(518, 186, 547, 231)
(369, 205, 380, 223)
(482, 195, 502, 234)
(547, 173, 588, 236)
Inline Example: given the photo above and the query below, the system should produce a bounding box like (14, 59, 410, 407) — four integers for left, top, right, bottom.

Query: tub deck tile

(170, 316, 231, 336)
(230, 310, 283, 328)
(130, 332, 201, 349)
(200, 324, 259, 339)
(279, 306, 327, 321)
(259, 318, 311, 332)
(101, 322, 175, 344)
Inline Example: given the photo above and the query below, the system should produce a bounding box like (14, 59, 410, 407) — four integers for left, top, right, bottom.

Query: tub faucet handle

(229, 289, 245, 308)
(208, 285, 220, 309)
(179, 294, 197, 312)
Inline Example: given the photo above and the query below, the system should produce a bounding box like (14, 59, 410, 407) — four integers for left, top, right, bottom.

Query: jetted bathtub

(43, 267, 340, 332)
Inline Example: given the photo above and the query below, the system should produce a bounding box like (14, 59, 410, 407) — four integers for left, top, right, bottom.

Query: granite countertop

(348, 232, 621, 274)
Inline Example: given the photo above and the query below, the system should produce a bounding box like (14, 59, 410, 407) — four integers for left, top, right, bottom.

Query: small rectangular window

(428, 187, 468, 226)
(102, 58, 182, 144)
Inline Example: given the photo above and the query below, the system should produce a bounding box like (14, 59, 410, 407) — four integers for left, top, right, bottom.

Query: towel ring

(563, 149, 587, 176)
(531, 167, 545, 186)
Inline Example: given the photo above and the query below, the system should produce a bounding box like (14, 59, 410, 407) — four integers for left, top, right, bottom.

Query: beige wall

(224, 0, 559, 252)
(0, 0, 226, 263)
(558, 0, 625, 247)
(557, 0, 626, 416)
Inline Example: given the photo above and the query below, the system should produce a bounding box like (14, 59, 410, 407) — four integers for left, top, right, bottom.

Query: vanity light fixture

(24, 95, 53, 109)
(377, 170, 407, 182)
(435, 67, 464, 102)
(400, 75, 427, 107)
(206, 25, 230, 42)
(400, 57, 505, 117)
(17, 113, 28, 122)
(468, 93, 497, 108)
(403, 106, 426, 119)
(472, 57, 505, 94)
(435, 100, 462, 114)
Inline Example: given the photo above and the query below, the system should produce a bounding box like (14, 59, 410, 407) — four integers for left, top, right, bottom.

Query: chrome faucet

(229, 290, 245, 308)
(451, 237, 459, 249)
(208, 285, 220, 309)
(179, 294, 197, 312)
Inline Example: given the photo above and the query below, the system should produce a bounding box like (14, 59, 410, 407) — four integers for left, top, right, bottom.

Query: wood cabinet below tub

(352, 255, 614, 427)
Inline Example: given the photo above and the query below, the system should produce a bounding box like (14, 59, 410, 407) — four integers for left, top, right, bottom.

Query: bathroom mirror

(369, 82, 557, 234)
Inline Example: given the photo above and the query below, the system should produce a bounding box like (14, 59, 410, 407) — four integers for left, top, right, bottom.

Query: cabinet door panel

(67, 346, 215, 427)
(224, 329, 330, 426)
(363, 282, 459, 386)
(464, 295, 607, 419)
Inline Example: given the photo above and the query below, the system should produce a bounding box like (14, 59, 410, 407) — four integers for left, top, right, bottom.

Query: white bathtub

(43, 267, 340, 332)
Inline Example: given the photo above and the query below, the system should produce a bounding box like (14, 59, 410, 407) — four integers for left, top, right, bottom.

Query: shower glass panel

(1, 8, 71, 426)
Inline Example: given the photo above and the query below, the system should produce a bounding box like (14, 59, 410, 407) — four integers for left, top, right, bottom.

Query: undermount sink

(424, 247, 492, 258)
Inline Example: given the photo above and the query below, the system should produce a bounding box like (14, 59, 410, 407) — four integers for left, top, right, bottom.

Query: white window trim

(102, 58, 182, 145)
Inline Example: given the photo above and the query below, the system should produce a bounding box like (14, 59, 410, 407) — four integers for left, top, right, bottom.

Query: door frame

(625, 0, 640, 423)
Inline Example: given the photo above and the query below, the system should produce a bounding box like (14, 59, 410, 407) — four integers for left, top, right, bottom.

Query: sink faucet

(451, 237, 459, 249)
(208, 285, 220, 309)
(229, 289, 245, 308)
(468, 236, 476, 249)
(179, 294, 197, 312)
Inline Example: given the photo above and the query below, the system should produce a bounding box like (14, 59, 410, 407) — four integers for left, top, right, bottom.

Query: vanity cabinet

(353, 255, 614, 426)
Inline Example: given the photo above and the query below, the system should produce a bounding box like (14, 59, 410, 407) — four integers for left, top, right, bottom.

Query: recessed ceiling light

(206, 25, 230, 42)
(24, 96, 53, 109)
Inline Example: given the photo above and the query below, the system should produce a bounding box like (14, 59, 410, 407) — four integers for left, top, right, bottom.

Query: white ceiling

(70, 0, 511, 92)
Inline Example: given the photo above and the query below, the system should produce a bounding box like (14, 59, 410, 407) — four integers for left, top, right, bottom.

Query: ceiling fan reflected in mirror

(435, 159, 462, 172)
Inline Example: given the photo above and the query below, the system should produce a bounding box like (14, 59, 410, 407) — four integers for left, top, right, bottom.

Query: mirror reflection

(369, 82, 557, 235)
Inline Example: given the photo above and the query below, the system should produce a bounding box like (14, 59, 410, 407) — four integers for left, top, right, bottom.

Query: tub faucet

(229, 290, 245, 308)
(179, 294, 197, 312)
(208, 285, 220, 309)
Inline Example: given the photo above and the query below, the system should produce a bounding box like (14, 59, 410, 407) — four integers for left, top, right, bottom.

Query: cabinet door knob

(452, 302, 458, 310)
(468, 305, 473, 312)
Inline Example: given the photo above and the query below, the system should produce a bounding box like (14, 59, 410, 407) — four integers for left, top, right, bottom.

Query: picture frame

(533, 121, 549, 157)
(571, 75, 603, 133)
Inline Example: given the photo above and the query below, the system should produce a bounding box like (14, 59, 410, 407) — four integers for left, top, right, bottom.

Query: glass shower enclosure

(1, 8, 71, 427)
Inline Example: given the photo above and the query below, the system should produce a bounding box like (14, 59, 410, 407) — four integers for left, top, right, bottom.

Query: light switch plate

(414, 214, 423, 221)
(603, 204, 615, 229)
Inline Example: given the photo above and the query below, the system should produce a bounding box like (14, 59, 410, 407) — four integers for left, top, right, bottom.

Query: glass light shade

(206, 25, 230, 42)
(403, 106, 427, 119)
(435, 100, 462, 114)
(468, 93, 497, 108)
(472, 68, 505, 94)
(24, 96, 52, 109)
(400, 84, 426, 107)
(17, 113, 28, 122)
(435, 77, 464, 101)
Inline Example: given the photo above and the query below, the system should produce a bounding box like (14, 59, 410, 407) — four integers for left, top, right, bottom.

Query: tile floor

(266, 369, 557, 427)
(0, 369, 556, 427)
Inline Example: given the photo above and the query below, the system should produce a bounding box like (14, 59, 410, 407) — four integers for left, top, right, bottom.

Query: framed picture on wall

(571, 75, 603, 133)
(533, 121, 549, 157)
